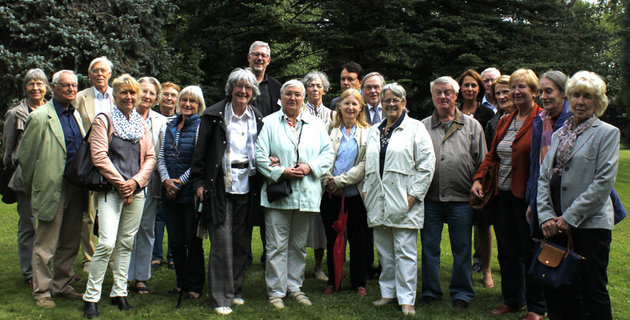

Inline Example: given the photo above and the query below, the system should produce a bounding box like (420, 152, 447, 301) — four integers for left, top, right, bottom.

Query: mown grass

(0, 150, 629, 319)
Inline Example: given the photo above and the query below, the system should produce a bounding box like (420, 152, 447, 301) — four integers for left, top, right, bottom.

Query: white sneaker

(233, 298, 245, 306)
(214, 306, 232, 315)
(314, 269, 329, 282)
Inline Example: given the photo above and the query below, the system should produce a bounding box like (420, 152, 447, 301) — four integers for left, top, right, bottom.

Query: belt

(231, 162, 249, 169)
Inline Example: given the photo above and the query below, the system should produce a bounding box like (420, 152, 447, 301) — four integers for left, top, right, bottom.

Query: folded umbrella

(331, 192, 348, 291)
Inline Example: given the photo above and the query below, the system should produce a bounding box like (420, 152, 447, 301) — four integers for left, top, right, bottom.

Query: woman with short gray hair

(301, 71, 332, 122)
(3, 68, 49, 288)
(363, 82, 435, 316)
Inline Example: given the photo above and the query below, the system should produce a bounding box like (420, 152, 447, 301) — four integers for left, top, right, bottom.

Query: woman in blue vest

(157, 85, 205, 299)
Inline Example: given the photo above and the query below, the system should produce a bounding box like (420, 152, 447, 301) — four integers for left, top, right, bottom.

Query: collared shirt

(304, 102, 332, 122)
(368, 103, 383, 125)
(93, 86, 113, 115)
(481, 95, 497, 113)
(378, 112, 405, 177)
(422, 108, 487, 202)
(333, 125, 359, 196)
(282, 111, 304, 144)
(226, 106, 253, 194)
(53, 98, 82, 168)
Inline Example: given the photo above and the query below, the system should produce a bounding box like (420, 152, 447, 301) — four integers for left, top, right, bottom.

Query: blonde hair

(331, 89, 369, 128)
(112, 74, 140, 95)
(566, 71, 609, 116)
(509, 69, 539, 94)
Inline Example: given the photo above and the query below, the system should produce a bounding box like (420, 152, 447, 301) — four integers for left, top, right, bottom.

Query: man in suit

(329, 61, 363, 111)
(362, 72, 385, 125)
(19, 70, 87, 308)
(248, 41, 282, 117)
(75, 56, 114, 272)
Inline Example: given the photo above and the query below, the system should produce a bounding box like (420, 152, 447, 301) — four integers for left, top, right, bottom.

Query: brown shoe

(35, 297, 56, 309)
(25, 277, 33, 289)
(323, 285, 336, 295)
(56, 289, 83, 299)
(355, 287, 368, 297)
(491, 305, 519, 315)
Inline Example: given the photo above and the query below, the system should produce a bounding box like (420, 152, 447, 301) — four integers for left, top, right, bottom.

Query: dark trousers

(152, 203, 173, 263)
(544, 229, 612, 320)
(208, 194, 253, 307)
(493, 192, 545, 314)
(164, 203, 205, 293)
(321, 193, 369, 289)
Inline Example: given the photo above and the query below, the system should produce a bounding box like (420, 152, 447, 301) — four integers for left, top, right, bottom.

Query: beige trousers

(32, 182, 86, 299)
(80, 193, 98, 265)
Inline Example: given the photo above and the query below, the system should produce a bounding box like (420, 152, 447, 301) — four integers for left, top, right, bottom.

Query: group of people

(3, 40, 620, 320)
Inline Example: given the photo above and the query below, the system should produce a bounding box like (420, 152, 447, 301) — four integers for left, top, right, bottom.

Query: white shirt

(481, 95, 497, 113)
(226, 107, 252, 194)
(93, 86, 113, 115)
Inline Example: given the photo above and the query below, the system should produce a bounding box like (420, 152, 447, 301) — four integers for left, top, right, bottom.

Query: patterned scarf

(553, 115, 597, 176)
(110, 105, 145, 142)
(538, 110, 555, 164)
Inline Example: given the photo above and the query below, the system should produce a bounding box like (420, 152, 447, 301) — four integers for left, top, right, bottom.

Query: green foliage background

(0, 0, 627, 136)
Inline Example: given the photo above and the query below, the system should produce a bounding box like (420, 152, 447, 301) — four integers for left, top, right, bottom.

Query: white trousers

(374, 226, 418, 305)
(264, 208, 311, 298)
(83, 191, 145, 302)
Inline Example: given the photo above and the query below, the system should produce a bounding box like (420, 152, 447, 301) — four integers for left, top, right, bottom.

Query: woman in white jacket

(363, 83, 435, 316)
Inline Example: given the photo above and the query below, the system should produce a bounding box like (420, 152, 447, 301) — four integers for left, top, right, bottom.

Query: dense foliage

(0, 0, 626, 137)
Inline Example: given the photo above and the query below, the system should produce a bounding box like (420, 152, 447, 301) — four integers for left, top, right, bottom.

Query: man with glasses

(362, 72, 385, 125)
(480, 67, 501, 113)
(19, 70, 87, 308)
(75, 56, 115, 273)
(329, 61, 364, 111)
(247, 41, 281, 117)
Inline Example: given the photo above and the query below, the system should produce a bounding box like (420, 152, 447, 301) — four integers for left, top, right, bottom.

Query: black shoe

(472, 262, 482, 272)
(167, 262, 175, 270)
(453, 299, 469, 309)
(420, 296, 436, 305)
(83, 301, 99, 318)
(110, 296, 132, 311)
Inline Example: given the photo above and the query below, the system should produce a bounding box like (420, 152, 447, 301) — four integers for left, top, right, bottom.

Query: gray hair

(52, 70, 78, 85)
(381, 82, 407, 101)
(430, 76, 460, 94)
(249, 41, 271, 58)
(481, 67, 501, 78)
(177, 85, 206, 114)
(23, 68, 50, 92)
(302, 71, 330, 93)
(280, 79, 305, 97)
(88, 56, 113, 73)
(225, 68, 260, 100)
(138, 77, 163, 107)
(540, 70, 568, 93)
(361, 72, 385, 89)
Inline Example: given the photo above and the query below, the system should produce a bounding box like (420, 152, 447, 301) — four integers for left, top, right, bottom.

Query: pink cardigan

(89, 113, 156, 189)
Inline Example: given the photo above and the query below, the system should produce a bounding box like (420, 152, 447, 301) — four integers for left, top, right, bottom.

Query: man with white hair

(362, 72, 385, 125)
(420, 76, 486, 309)
(480, 67, 501, 113)
(19, 70, 87, 308)
(75, 56, 115, 273)
(247, 41, 282, 117)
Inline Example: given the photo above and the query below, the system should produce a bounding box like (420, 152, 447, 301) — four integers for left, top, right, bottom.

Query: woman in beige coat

(320, 89, 370, 296)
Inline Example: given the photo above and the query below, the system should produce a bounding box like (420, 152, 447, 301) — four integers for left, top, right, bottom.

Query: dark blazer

(473, 104, 543, 199)
(253, 75, 282, 117)
(190, 99, 264, 227)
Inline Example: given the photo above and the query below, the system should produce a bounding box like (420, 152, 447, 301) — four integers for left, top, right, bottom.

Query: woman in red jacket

(471, 69, 545, 320)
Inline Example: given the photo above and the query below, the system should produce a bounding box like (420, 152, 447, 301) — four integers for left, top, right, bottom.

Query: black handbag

(0, 163, 17, 204)
(528, 232, 585, 289)
(265, 121, 303, 202)
(64, 113, 112, 192)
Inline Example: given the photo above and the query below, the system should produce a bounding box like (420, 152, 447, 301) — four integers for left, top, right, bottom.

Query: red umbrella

(331, 192, 348, 290)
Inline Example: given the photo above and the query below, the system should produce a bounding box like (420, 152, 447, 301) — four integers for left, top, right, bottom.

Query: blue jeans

(421, 201, 474, 302)
(152, 203, 173, 263)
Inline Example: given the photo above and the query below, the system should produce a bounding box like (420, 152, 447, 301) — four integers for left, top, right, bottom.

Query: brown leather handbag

(470, 163, 496, 210)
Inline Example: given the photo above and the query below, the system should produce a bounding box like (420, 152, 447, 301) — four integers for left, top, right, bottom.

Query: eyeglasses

(180, 98, 198, 104)
(283, 91, 303, 98)
(26, 81, 46, 88)
(249, 52, 269, 59)
(235, 84, 253, 91)
(433, 90, 454, 97)
(384, 98, 403, 105)
(90, 68, 109, 75)
(163, 92, 178, 98)
(54, 82, 78, 89)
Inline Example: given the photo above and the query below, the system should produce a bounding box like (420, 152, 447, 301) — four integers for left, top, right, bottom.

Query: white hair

(430, 76, 460, 94)
(249, 41, 271, 58)
(481, 67, 501, 78)
(52, 70, 78, 85)
(177, 85, 206, 114)
(88, 56, 113, 73)
(280, 79, 305, 96)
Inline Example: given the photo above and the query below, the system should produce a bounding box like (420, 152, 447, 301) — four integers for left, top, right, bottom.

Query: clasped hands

(541, 216, 570, 238)
(117, 179, 138, 205)
(269, 155, 311, 180)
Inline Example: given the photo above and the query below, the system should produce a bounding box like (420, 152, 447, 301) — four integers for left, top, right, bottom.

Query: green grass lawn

(0, 150, 629, 319)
